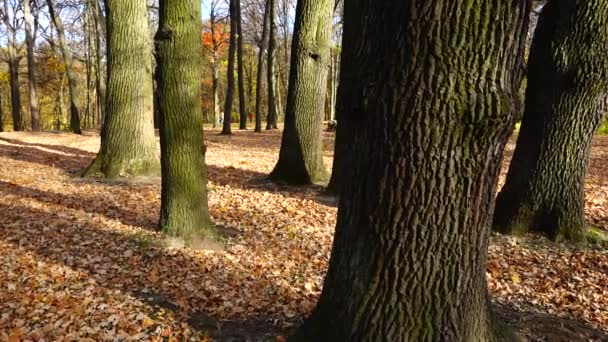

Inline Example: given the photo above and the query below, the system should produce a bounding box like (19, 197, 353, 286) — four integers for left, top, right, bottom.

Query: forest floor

(0, 129, 606, 341)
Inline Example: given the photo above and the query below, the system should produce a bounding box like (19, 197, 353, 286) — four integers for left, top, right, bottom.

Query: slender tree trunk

(493, 0, 608, 243)
(83, 0, 159, 178)
(24, 0, 40, 131)
(255, 0, 271, 133)
(273, 64, 282, 125)
(222, 0, 238, 135)
(236, 0, 247, 129)
(92, 0, 105, 128)
(270, 0, 332, 185)
(266, 0, 277, 130)
(290, 0, 530, 340)
(8, 58, 22, 132)
(155, 0, 216, 241)
(0, 87, 4, 132)
(47, 0, 82, 134)
(209, 4, 221, 129)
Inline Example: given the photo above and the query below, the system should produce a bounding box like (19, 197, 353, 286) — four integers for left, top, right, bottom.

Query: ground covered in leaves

(0, 130, 606, 341)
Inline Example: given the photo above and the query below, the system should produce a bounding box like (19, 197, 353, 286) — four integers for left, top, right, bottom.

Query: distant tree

(46, 0, 82, 134)
(83, 0, 159, 178)
(236, 0, 247, 129)
(254, 0, 270, 133)
(203, 1, 228, 129)
(493, 0, 608, 242)
(265, 0, 278, 130)
(155, 0, 216, 240)
(23, 0, 40, 131)
(1, 0, 23, 131)
(222, 0, 238, 135)
(290, 0, 530, 340)
(269, 0, 332, 184)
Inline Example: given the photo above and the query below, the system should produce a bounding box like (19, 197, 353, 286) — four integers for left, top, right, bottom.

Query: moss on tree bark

(155, 0, 216, 242)
(290, 0, 530, 340)
(269, 0, 332, 185)
(83, 0, 159, 179)
(493, 0, 608, 243)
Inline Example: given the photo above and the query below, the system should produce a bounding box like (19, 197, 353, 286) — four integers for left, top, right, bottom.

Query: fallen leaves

(0, 130, 606, 340)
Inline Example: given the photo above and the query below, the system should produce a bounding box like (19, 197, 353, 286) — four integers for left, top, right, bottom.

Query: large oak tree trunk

(155, 0, 216, 241)
(221, 0, 238, 135)
(83, 0, 159, 178)
(24, 0, 40, 131)
(47, 0, 82, 134)
(269, 0, 332, 185)
(291, 0, 530, 340)
(493, 0, 608, 243)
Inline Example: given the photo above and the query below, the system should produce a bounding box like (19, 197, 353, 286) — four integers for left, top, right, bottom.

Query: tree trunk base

(493, 199, 587, 243)
(82, 155, 160, 179)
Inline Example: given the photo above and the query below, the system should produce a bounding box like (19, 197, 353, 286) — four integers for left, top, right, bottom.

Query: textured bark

(291, 0, 530, 340)
(47, 0, 82, 134)
(254, 0, 271, 133)
(269, 0, 332, 185)
(222, 0, 238, 135)
(24, 0, 40, 131)
(493, 0, 608, 243)
(83, 0, 159, 178)
(265, 0, 278, 130)
(155, 0, 216, 241)
(236, 0, 247, 129)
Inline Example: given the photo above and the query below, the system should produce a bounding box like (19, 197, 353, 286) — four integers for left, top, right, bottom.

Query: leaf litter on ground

(0, 130, 606, 341)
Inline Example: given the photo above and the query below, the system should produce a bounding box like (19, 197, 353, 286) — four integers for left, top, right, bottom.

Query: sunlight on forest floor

(0, 130, 606, 341)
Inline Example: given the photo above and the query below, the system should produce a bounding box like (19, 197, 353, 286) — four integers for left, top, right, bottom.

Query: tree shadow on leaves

(493, 301, 608, 341)
(0, 180, 158, 230)
(0, 202, 289, 340)
(0, 138, 93, 173)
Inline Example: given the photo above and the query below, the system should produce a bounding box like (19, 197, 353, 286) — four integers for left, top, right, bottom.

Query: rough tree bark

(269, 0, 332, 185)
(222, 0, 238, 135)
(24, 0, 40, 131)
(266, 0, 278, 130)
(254, 0, 271, 133)
(83, 0, 159, 178)
(290, 0, 530, 340)
(47, 0, 82, 134)
(155, 0, 216, 241)
(493, 0, 608, 243)
(236, 0, 247, 129)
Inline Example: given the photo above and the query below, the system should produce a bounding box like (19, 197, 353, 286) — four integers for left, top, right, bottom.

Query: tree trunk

(255, 0, 271, 133)
(493, 0, 608, 243)
(269, 0, 332, 185)
(8, 58, 22, 132)
(47, 0, 82, 134)
(24, 0, 40, 131)
(83, 0, 159, 178)
(209, 3, 221, 129)
(155, 0, 216, 241)
(236, 0, 247, 129)
(290, 0, 530, 340)
(221, 0, 238, 135)
(92, 0, 106, 128)
(266, 0, 278, 130)
(0, 86, 4, 132)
